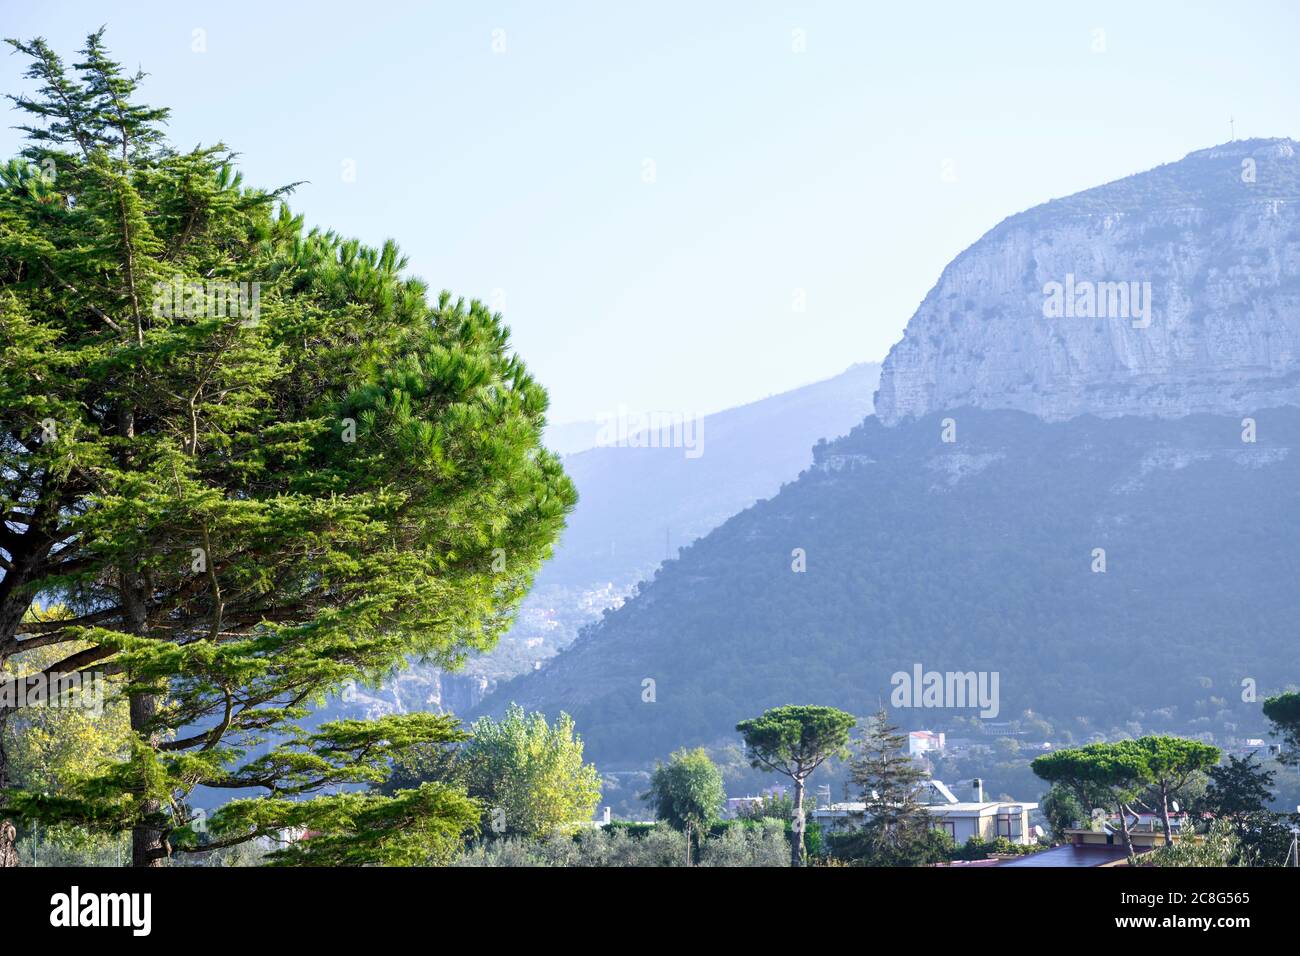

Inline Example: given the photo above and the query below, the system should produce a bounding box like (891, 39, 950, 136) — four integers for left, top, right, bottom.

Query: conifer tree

(736, 704, 855, 867)
(0, 31, 575, 865)
(1132, 735, 1219, 846)
(849, 709, 932, 861)
(1031, 741, 1150, 861)
(1263, 692, 1300, 767)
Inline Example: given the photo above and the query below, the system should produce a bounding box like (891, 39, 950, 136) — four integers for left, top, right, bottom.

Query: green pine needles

(0, 30, 576, 865)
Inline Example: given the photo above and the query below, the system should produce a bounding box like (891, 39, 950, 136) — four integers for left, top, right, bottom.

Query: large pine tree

(0, 31, 575, 865)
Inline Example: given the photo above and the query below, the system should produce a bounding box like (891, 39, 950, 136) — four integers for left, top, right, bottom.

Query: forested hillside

(483, 408, 1300, 766)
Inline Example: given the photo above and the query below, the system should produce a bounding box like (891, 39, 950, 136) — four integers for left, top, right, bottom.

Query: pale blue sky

(4, 1, 1297, 422)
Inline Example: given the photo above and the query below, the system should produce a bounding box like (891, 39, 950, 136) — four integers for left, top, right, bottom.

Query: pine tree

(849, 709, 932, 861)
(1263, 692, 1300, 767)
(0, 31, 576, 865)
(1031, 742, 1150, 861)
(736, 704, 856, 867)
(1132, 735, 1219, 846)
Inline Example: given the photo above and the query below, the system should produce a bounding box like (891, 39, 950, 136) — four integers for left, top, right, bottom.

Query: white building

(907, 730, 946, 757)
(809, 780, 1038, 846)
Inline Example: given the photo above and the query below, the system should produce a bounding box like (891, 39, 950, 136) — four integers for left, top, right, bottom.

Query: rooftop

(996, 844, 1147, 868)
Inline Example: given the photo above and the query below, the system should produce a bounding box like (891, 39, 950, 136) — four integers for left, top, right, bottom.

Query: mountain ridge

(876, 137, 1300, 424)
(477, 142, 1300, 768)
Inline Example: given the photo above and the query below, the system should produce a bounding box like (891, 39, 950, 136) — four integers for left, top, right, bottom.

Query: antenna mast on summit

(1230, 116, 1235, 141)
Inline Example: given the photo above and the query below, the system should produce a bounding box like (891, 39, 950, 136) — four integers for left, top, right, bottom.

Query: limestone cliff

(876, 139, 1300, 423)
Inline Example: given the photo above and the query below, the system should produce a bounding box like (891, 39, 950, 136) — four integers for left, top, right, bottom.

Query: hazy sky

(3, 1, 1298, 422)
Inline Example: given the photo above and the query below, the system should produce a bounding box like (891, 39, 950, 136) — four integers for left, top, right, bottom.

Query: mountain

(478, 141, 1300, 767)
(537, 361, 881, 592)
(483, 408, 1300, 767)
(334, 361, 880, 719)
(877, 139, 1300, 424)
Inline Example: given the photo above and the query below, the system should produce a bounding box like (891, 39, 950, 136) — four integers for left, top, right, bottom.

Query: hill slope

(480, 141, 1300, 767)
(539, 361, 881, 591)
(482, 408, 1300, 766)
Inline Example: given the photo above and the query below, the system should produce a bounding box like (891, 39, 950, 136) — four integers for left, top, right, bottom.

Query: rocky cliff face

(345, 668, 493, 720)
(876, 139, 1300, 423)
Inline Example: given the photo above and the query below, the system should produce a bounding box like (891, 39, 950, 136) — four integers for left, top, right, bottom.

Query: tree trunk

(791, 778, 806, 868)
(1118, 803, 1136, 864)
(129, 690, 165, 867)
(0, 820, 16, 868)
(0, 711, 17, 867)
(122, 557, 165, 868)
(684, 822, 692, 867)
(1158, 789, 1174, 846)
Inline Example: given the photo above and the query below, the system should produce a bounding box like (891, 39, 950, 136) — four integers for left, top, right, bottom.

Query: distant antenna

(1230, 116, 1236, 141)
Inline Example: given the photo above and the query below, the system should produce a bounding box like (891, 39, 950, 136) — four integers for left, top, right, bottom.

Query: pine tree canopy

(849, 709, 931, 854)
(0, 30, 576, 865)
(1263, 692, 1300, 766)
(735, 705, 856, 779)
